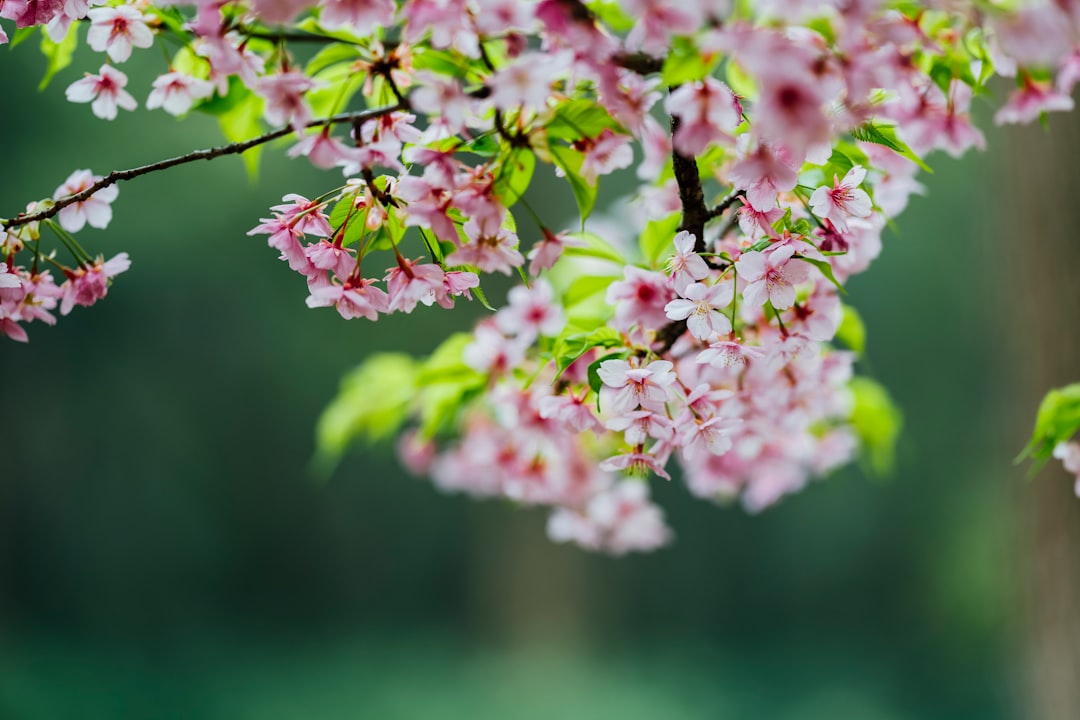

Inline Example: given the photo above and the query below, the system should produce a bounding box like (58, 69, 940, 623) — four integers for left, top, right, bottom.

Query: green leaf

(639, 212, 682, 267)
(586, 0, 635, 31)
(412, 47, 476, 78)
(462, 133, 500, 157)
(545, 99, 625, 142)
(471, 283, 497, 311)
(849, 121, 933, 174)
(1019, 383, 1080, 464)
(313, 353, 418, 476)
(550, 145, 598, 222)
(561, 231, 627, 265)
(9, 27, 37, 50)
(835, 304, 866, 356)
(799, 256, 848, 295)
(417, 333, 475, 384)
(662, 36, 720, 86)
(216, 86, 265, 180)
(849, 376, 903, 477)
(38, 24, 77, 91)
(306, 42, 362, 75)
(147, 6, 188, 37)
(493, 148, 536, 208)
(413, 333, 487, 438)
(170, 46, 210, 80)
(553, 327, 625, 379)
(749, 238, 774, 252)
(307, 61, 362, 118)
(562, 273, 618, 308)
(725, 60, 757, 100)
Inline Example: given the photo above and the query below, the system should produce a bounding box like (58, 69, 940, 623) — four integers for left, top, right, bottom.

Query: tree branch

(2, 102, 406, 230)
(705, 189, 743, 222)
(612, 52, 664, 75)
(235, 25, 344, 44)
(669, 117, 710, 252)
(652, 113, 734, 356)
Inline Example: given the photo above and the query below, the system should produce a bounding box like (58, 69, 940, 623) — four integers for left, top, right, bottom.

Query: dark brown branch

(612, 52, 664, 75)
(705, 189, 743, 221)
(653, 318, 688, 356)
(652, 111, 733, 356)
(235, 25, 343, 43)
(2, 102, 406, 230)
(669, 116, 711, 253)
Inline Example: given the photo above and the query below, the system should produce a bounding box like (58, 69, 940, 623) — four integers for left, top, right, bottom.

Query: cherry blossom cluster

(4, 0, 1080, 548)
(0, 170, 128, 341)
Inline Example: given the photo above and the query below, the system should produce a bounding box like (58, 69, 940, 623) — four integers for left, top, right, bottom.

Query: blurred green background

(1, 43, 1076, 720)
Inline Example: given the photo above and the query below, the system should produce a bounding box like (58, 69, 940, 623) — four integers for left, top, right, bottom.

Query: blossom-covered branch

(1, 102, 405, 230)
(3, 0, 1079, 554)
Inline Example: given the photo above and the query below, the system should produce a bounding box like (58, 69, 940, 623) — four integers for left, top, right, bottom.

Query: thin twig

(705, 189, 744, 221)
(612, 52, 664, 75)
(2, 102, 406, 230)
(235, 25, 344, 44)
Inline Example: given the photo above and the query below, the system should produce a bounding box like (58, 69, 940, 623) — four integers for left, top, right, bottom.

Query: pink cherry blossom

(547, 481, 672, 554)
(605, 409, 675, 446)
(599, 449, 672, 481)
(538, 390, 602, 434)
(54, 169, 118, 233)
(994, 78, 1075, 126)
(306, 278, 390, 320)
(597, 358, 676, 414)
(664, 281, 734, 341)
(254, 71, 319, 130)
(385, 256, 444, 313)
(66, 65, 137, 120)
(665, 230, 709, 294)
(577, 130, 634, 184)
(146, 72, 215, 116)
(86, 6, 154, 63)
(287, 129, 355, 169)
(409, 73, 475, 134)
(445, 216, 524, 275)
(59, 253, 130, 315)
(809, 165, 873, 230)
(0, 0, 65, 29)
(605, 266, 674, 332)
(527, 227, 583, 276)
(753, 72, 831, 158)
(395, 176, 457, 243)
(664, 78, 742, 156)
(695, 338, 766, 370)
(0, 264, 22, 290)
(488, 51, 565, 113)
(318, 0, 395, 35)
(463, 322, 526, 374)
(305, 240, 356, 278)
(679, 415, 740, 461)
(728, 142, 798, 211)
(425, 270, 479, 309)
(735, 244, 812, 310)
(494, 279, 564, 341)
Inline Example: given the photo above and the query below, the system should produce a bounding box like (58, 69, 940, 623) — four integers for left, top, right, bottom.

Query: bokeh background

(2, 41, 1079, 720)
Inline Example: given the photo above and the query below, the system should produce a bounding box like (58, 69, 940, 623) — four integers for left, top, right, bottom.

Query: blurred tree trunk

(1005, 118, 1080, 719)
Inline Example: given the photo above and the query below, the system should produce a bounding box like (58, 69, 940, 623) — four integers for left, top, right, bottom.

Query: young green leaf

(1019, 383, 1080, 463)
(849, 376, 903, 477)
(550, 144, 598, 222)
